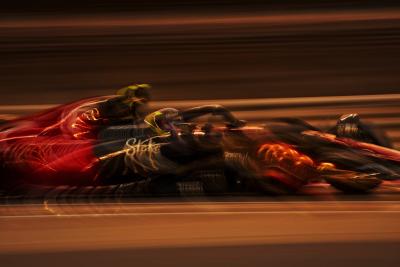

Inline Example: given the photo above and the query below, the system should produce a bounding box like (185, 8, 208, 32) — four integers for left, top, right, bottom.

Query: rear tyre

(324, 171, 382, 193)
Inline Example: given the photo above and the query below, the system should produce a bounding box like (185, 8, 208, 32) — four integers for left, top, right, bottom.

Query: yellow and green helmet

(144, 108, 180, 136)
(116, 83, 151, 102)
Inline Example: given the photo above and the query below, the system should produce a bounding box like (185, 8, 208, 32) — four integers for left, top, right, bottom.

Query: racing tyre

(324, 171, 382, 193)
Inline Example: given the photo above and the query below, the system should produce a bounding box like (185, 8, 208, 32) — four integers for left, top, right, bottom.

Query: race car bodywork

(1, 96, 399, 196)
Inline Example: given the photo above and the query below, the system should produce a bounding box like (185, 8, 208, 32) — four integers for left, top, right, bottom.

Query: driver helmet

(116, 83, 151, 103)
(335, 113, 360, 138)
(144, 108, 180, 135)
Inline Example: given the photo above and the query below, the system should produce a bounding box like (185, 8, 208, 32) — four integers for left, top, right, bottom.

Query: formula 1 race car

(0, 95, 399, 197)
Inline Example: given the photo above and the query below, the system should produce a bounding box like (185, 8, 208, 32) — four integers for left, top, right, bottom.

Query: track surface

(1, 196, 400, 266)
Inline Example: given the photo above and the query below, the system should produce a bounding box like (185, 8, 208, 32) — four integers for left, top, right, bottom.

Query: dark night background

(1, 0, 400, 104)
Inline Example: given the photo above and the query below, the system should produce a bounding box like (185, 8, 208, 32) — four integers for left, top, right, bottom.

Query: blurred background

(1, 0, 400, 104)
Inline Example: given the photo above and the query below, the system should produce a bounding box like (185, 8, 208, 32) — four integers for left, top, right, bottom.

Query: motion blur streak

(1, 201, 400, 254)
(1, 2, 400, 104)
(2, 9, 400, 27)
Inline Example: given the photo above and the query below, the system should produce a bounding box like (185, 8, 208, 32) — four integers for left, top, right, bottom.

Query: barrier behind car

(1, 94, 399, 149)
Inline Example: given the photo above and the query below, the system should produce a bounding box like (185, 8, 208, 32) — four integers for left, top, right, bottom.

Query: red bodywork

(0, 96, 113, 185)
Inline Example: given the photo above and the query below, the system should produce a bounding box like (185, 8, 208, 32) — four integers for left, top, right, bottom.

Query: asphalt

(0, 197, 399, 266)
(2, 242, 398, 267)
